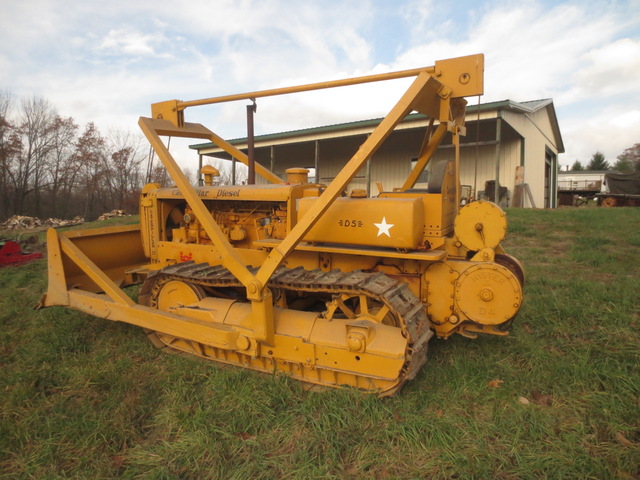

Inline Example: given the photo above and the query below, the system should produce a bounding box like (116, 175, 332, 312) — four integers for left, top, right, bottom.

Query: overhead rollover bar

(151, 55, 483, 128)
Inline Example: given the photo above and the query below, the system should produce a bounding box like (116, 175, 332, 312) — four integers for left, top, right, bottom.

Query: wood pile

(96, 209, 127, 221)
(1, 209, 129, 231)
(0, 215, 85, 230)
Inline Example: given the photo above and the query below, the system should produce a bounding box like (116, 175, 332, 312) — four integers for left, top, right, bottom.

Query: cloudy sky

(1, 0, 639, 168)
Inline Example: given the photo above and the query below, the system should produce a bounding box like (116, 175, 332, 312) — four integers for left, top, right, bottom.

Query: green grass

(1, 208, 639, 479)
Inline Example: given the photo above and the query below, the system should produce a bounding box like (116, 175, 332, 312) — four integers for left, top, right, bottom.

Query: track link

(139, 261, 433, 394)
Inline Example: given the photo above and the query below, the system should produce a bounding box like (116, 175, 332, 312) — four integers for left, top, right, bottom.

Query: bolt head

(479, 288, 494, 302)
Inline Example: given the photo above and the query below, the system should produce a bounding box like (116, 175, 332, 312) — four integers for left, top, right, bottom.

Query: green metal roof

(190, 98, 563, 153)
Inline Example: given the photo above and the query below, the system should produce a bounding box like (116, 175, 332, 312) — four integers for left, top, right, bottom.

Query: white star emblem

(374, 217, 394, 237)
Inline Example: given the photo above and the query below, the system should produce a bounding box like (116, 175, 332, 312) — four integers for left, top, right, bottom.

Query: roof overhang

(190, 98, 564, 155)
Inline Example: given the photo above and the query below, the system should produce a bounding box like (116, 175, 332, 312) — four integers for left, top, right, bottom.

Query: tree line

(570, 146, 640, 172)
(0, 91, 234, 223)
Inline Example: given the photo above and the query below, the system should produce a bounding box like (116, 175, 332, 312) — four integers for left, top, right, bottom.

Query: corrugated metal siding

(309, 137, 369, 192)
(530, 109, 557, 149)
(499, 131, 523, 198)
(430, 138, 521, 205)
(502, 109, 558, 207)
(270, 125, 527, 202)
(310, 130, 425, 194)
(370, 130, 422, 191)
(201, 104, 560, 208)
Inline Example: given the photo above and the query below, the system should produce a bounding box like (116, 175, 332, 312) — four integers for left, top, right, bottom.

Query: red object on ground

(0, 240, 43, 267)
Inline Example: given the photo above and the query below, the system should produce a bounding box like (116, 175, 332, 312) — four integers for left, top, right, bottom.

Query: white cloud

(97, 29, 165, 57)
(387, 1, 640, 164)
(1, 0, 639, 168)
(562, 103, 640, 164)
(568, 38, 640, 100)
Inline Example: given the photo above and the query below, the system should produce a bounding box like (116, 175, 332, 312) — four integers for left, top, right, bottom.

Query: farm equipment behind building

(39, 53, 524, 395)
(597, 171, 640, 207)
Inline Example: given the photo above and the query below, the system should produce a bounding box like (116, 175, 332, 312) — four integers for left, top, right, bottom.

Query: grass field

(1, 207, 639, 479)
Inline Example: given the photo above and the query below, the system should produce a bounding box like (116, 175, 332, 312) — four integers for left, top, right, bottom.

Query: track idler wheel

(139, 276, 206, 352)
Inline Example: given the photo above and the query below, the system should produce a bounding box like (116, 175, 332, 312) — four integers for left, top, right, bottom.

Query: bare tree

(74, 123, 108, 220)
(146, 164, 163, 187)
(105, 128, 146, 212)
(613, 143, 640, 173)
(205, 158, 248, 185)
(180, 167, 200, 186)
(13, 96, 57, 216)
(0, 91, 239, 221)
(46, 116, 79, 218)
(0, 90, 21, 218)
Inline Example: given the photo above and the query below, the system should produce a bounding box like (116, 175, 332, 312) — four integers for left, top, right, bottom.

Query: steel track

(139, 261, 434, 394)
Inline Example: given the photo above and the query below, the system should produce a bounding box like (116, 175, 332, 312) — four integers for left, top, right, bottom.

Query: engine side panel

(298, 197, 425, 250)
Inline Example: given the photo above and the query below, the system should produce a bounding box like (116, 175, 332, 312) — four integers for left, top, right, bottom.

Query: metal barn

(191, 99, 564, 208)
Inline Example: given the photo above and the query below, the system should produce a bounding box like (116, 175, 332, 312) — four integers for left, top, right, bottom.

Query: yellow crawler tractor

(40, 54, 523, 395)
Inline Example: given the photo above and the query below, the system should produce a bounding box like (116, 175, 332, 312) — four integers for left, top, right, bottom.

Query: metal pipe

(177, 66, 437, 111)
(247, 99, 257, 185)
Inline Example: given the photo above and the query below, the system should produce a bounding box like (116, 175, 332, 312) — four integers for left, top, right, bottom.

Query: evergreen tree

(570, 160, 584, 171)
(586, 151, 610, 170)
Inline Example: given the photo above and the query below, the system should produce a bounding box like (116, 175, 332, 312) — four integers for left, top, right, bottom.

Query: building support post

(270, 145, 275, 177)
(365, 145, 372, 197)
(314, 140, 320, 184)
(494, 115, 502, 204)
(232, 158, 236, 185)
